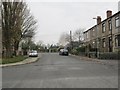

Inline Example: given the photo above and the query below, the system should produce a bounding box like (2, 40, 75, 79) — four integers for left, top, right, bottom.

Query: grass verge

(1, 56, 28, 64)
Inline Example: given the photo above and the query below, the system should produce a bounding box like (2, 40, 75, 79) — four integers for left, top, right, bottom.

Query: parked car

(29, 50, 38, 57)
(59, 49, 69, 56)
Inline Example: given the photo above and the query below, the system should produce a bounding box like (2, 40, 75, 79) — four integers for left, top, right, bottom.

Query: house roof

(83, 11, 120, 34)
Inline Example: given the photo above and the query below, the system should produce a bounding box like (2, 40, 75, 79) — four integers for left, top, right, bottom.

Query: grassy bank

(1, 56, 28, 64)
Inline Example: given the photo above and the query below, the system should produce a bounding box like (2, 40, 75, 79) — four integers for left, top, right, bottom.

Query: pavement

(70, 54, 118, 68)
(0, 54, 41, 68)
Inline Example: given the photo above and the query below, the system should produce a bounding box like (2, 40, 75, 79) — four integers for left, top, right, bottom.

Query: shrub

(99, 52, 119, 60)
(70, 46, 86, 56)
(88, 52, 97, 58)
(76, 46, 85, 52)
(71, 49, 78, 55)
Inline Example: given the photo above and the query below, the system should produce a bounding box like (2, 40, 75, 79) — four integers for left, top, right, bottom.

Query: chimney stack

(106, 10, 112, 18)
(97, 16, 101, 24)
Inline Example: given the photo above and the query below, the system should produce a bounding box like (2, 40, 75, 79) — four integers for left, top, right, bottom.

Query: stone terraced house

(83, 10, 120, 57)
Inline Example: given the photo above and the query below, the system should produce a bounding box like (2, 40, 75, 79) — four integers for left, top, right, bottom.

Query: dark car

(59, 49, 69, 56)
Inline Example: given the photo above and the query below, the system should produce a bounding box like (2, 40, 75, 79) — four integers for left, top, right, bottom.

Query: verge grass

(1, 56, 28, 64)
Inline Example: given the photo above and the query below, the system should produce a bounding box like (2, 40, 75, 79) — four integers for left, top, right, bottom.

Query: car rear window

(30, 51, 37, 53)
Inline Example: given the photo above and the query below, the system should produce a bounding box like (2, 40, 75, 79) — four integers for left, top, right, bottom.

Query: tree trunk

(5, 48, 13, 58)
(14, 41, 19, 56)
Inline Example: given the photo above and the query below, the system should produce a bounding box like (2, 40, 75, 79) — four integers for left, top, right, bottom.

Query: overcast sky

(26, 0, 119, 45)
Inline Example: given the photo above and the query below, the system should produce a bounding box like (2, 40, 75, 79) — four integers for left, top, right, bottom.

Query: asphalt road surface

(2, 53, 118, 88)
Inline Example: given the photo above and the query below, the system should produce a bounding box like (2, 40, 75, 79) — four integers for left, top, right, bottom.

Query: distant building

(83, 10, 120, 55)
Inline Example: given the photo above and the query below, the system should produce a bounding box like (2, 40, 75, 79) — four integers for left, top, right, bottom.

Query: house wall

(112, 12, 120, 52)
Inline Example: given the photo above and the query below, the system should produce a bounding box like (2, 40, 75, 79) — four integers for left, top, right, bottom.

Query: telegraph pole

(70, 31, 72, 49)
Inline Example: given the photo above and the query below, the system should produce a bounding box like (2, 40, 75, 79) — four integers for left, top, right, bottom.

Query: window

(109, 37, 112, 46)
(86, 32, 88, 38)
(108, 36, 112, 52)
(115, 35, 118, 47)
(115, 35, 120, 47)
(102, 38, 106, 48)
(115, 16, 119, 28)
(108, 20, 112, 31)
(0, 18, 1, 27)
(118, 35, 120, 46)
(102, 23, 106, 33)
(92, 41, 95, 48)
(92, 29, 95, 37)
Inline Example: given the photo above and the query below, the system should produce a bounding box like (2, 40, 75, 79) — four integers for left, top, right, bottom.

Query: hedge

(99, 52, 119, 60)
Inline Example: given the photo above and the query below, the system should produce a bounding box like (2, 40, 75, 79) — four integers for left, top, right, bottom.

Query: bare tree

(1, 1, 37, 57)
(2, 1, 13, 57)
(73, 28, 85, 43)
(13, 2, 37, 55)
(59, 33, 67, 46)
(36, 40, 43, 46)
(65, 33, 71, 43)
(59, 31, 76, 46)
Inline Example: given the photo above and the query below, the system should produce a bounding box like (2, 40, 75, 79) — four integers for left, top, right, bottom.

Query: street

(2, 53, 118, 88)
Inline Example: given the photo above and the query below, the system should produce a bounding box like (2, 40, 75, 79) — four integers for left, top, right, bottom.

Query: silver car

(29, 50, 38, 57)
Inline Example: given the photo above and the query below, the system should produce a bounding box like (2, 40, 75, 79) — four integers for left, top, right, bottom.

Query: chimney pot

(107, 10, 112, 18)
(97, 16, 101, 24)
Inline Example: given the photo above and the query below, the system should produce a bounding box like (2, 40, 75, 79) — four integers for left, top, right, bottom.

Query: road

(2, 53, 118, 88)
